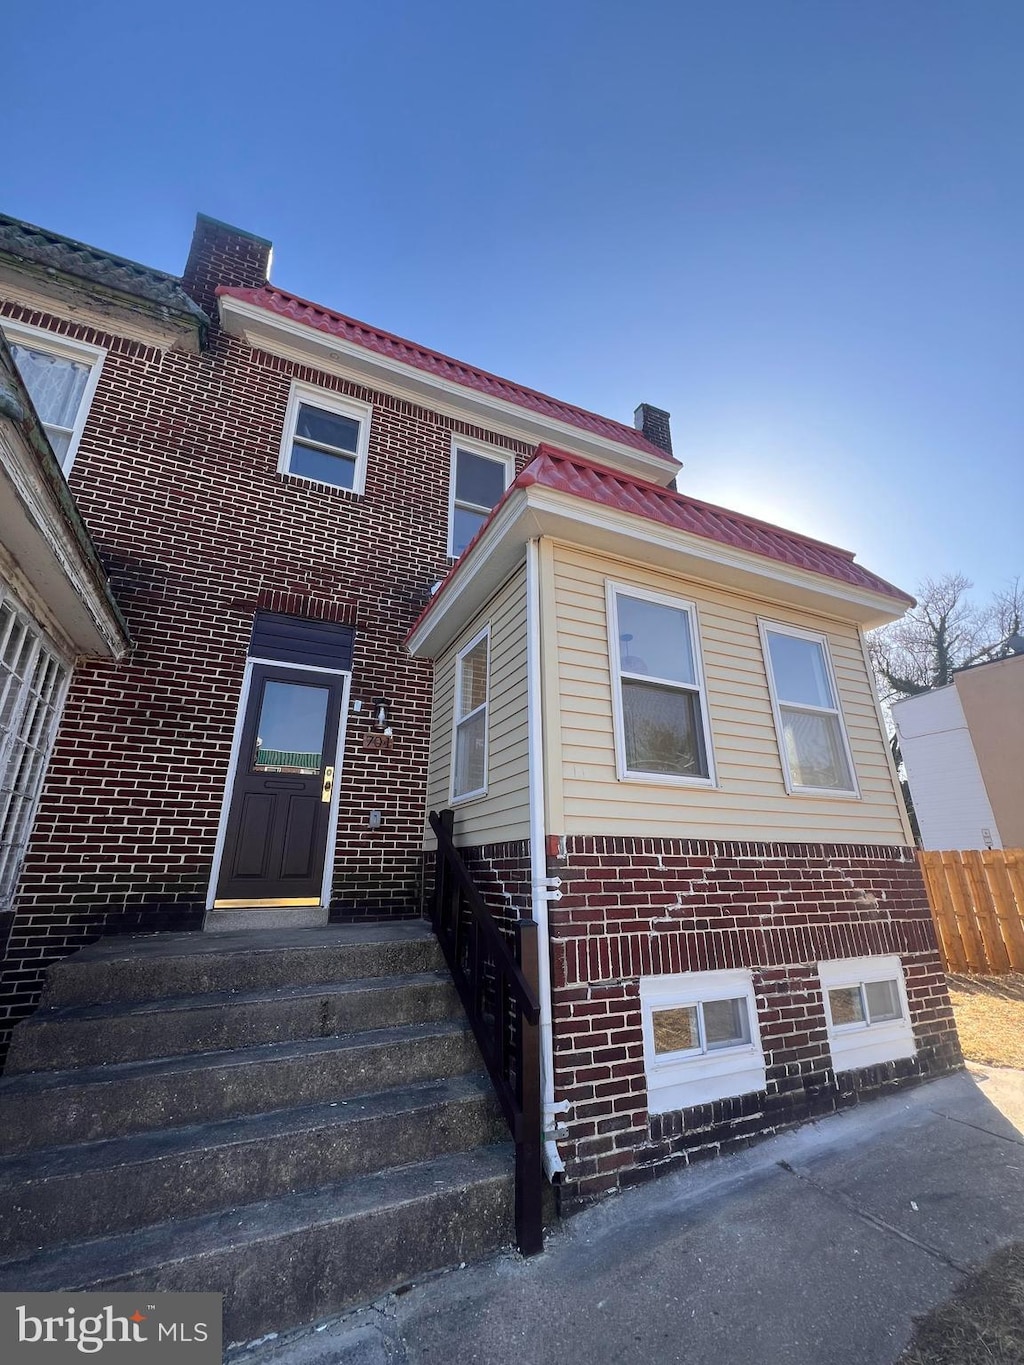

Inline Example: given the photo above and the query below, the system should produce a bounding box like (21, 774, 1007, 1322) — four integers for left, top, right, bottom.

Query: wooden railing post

(515, 917, 543, 1256)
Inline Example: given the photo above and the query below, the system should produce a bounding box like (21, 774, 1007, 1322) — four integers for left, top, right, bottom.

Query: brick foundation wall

(450, 834, 962, 1211)
(0, 229, 534, 1060)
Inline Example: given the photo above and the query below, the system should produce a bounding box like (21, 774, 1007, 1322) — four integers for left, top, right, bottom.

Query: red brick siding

(0, 277, 534, 1057)
(446, 835, 962, 1209)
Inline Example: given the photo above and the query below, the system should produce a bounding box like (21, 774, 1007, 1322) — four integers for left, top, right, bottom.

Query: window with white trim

(819, 956, 915, 1071)
(6, 323, 105, 473)
(279, 382, 371, 493)
(448, 444, 512, 557)
(759, 622, 857, 795)
(640, 970, 766, 1113)
(451, 627, 489, 801)
(0, 587, 72, 910)
(607, 583, 715, 784)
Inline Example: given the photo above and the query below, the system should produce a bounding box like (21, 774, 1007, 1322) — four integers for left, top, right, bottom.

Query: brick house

(0, 210, 961, 1328)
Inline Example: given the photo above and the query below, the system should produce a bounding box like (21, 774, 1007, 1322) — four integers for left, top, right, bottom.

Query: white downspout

(526, 537, 568, 1181)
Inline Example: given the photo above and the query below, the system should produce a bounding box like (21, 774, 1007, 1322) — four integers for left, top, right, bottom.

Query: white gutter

(526, 537, 568, 1181)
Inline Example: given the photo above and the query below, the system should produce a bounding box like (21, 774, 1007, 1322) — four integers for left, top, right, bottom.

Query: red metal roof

(407, 448, 912, 644)
(520, 448, 913, 602)
(216, 285, 673, 462)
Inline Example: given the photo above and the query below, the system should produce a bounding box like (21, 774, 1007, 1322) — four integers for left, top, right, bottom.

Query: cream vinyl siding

(424, 566, 530, 847)
(551, 543, 907, 845)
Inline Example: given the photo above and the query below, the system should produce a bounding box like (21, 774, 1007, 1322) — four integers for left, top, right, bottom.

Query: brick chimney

(633, 403, 673, 457)
(182, 214, 273, 321)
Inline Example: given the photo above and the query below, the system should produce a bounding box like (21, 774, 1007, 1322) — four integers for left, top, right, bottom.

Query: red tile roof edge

(405, 447, 912, 647)
(523, 447, 914, 603)
(216, 285, 675, 463)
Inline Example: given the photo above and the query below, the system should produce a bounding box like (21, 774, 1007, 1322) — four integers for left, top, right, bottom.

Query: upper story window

(5, 322, 105, 474)
(606, 583, 716, 785)
(280, 382, 371, 494)
(451, 626, 490, 802)
(759, 621, 858, 796)
(448, 443, 513, 557)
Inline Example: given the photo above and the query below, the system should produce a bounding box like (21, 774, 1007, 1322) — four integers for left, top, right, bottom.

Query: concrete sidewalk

(234, 1065, 1024, 1365)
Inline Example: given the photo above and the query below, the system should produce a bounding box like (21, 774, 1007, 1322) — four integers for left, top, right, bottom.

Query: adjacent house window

(451, 627, 490, 801)
(819, 956, 915, 1071)
(280, 382, 371, 493)
(448, 444, 512, 557)
(759, 622, 857, 795)
(0, 588, 72, 910)
(6, 323, 105, 473)
(606, 583, 715, 784)
(640, 970, 766, 1113)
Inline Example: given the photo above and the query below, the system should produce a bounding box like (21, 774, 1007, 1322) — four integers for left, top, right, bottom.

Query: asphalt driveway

(235, 1065, 1024, 1365)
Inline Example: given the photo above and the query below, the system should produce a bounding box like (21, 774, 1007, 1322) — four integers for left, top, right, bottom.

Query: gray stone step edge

(0, 1143, 517, 1345)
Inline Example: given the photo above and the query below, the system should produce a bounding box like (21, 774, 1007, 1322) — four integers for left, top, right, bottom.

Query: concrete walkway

(235, 1065, 1024, 1365)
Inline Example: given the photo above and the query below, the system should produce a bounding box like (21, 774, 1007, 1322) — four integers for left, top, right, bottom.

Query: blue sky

(7, 1, 1022, 606)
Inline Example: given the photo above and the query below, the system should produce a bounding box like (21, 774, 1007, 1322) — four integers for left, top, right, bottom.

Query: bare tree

(870, 573, 1023, 704)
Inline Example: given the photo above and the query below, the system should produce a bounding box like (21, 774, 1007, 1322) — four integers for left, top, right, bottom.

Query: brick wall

(451, 834, 962, 1209)
(0, 232, 534, 1059)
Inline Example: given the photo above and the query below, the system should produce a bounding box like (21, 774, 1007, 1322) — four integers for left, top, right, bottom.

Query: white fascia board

(407, 484, 907, 658)
(217, 294, 680, 487)
(0, 425, 129, 658)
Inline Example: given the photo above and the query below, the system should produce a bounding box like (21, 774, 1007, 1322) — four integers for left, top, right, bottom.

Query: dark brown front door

(215, 664, 347, 906)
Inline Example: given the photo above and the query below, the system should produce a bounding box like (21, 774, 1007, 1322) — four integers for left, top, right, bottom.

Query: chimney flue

(634, 403, 673, 456)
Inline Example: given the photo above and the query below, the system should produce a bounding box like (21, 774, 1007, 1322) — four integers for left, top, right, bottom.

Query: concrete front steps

(0, 923, 514, 1343)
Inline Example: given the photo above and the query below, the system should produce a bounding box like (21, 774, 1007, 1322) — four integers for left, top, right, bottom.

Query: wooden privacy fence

(918, 849, 1024, 973)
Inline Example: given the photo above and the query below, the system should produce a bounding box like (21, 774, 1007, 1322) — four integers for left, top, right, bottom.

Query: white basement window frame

(279, 381, 372, 495)
(759, 619, 859, 797)
(640, 969, 766, 1114)
(450, 625, 490, 803)
(819, 955, 915, 1071)
(5, 320, 106, 475)
(447, 441, 513, 558)
(606, 581, 717, 787)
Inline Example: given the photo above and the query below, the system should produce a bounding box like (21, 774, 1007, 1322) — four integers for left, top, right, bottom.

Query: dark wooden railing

(428, 809, 543, 1256)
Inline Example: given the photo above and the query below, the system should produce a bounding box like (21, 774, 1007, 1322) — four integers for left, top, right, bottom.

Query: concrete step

(40, 923, 441, 1009)
(6, 971, 460, 1072)
(0, 1020, 480, 1152)
(0, 1075, 504, 1257)
(0, 1143, 516, 1345)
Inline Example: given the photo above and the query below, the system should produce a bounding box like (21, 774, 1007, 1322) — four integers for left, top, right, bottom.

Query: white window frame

(606, 581, 717, 787)
(447, 440, 514, 558)
(819, 956, 915, 1071)
(640, 970, 766, 1114)
(450, 625, 490, 804)
(4, 320, 106, 475)
(278, 380, 372, 495)
(758, 619, 860, 798)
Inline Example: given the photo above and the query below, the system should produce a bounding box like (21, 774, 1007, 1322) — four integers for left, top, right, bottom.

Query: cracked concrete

(232, 1065, 1024, 1365)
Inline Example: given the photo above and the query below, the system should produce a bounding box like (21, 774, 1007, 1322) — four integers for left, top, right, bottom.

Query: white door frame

(206, 656, 352, 911)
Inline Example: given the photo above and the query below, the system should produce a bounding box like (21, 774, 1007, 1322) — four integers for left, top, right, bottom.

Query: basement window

(640, 970, 765, 1114)
(819, 956, 915, 1071)
(280, 382, 371, 494)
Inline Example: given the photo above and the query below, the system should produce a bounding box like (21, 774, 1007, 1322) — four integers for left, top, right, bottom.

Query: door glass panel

(252, 680, 330, 773)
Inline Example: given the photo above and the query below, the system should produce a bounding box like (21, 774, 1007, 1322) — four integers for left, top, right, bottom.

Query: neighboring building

(0, 210, 961, 1320)
(893, 651, 1024, 850)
